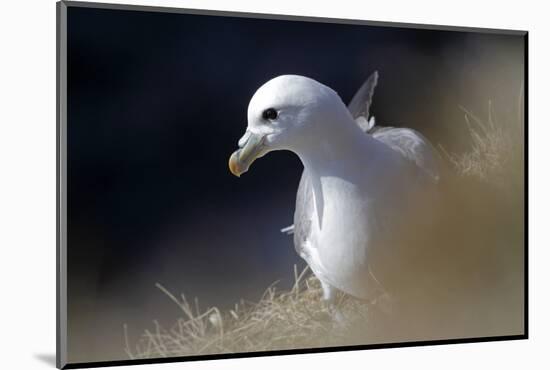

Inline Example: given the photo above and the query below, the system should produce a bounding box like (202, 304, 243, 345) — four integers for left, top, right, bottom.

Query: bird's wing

(292, 170, 314, 256)
(347, 70, 379, 132)
(372, 127, 441, 182)
(349, 71, 441, 181)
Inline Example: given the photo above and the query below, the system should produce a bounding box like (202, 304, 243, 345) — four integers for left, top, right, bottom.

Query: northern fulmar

(228, 72, 441, 316)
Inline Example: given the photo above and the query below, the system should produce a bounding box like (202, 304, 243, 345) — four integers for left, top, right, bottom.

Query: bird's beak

(228, 130, 266, 177)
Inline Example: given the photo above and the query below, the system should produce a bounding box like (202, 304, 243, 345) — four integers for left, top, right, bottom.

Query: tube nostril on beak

(238, 130, 251, 148)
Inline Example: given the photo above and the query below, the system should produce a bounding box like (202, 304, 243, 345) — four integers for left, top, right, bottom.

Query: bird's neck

(294, 117, 381, 179)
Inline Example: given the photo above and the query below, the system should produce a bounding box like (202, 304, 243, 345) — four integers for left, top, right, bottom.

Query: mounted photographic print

(57, 1, 527, 368)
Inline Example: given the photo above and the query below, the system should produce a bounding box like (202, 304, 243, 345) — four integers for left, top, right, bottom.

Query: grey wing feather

(373, 127, 441, 182)
(292, 171, 313, 256)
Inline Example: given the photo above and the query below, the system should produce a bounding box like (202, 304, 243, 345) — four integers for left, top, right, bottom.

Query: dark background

(66, 5, 524, 363)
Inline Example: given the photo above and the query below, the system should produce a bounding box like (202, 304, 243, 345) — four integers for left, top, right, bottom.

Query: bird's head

(228, 75, 345, 177)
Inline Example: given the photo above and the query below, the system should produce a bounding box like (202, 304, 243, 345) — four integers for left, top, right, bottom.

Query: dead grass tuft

(440, 89, 524, 196)
(124, 266, 371, 359)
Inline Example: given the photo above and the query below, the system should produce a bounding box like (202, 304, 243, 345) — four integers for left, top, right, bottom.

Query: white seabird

(228, 72, 441, 310)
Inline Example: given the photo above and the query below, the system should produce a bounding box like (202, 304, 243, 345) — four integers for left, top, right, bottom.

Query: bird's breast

(308, 176, 380, 294)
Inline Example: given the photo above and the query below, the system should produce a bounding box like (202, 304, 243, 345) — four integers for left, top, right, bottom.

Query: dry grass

(124, 266, 371, 359)
(440, 89, 524, 196)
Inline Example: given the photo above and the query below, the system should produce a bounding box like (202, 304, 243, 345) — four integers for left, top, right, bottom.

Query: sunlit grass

(124, 266, 371, 359)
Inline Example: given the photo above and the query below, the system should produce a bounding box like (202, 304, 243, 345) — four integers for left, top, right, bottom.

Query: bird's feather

(348, 71, 379, 131)
(293, 170, 313, 256)
(372, 127, 441, 182)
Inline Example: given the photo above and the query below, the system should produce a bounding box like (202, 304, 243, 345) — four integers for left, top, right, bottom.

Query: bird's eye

(262, 108, 278, 121)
